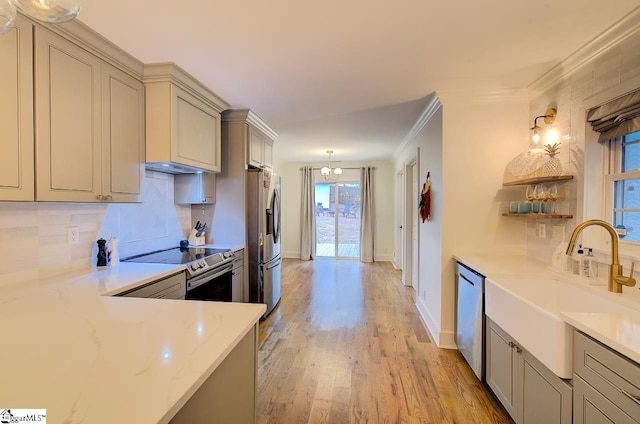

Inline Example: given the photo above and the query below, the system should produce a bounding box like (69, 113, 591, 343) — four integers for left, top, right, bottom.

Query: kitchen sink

(485, 276, 640, 378)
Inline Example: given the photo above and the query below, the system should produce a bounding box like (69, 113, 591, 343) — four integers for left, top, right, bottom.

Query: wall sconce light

(0, 0, 82, 35)
(320, 150, 342, 181)
(530, 108, 557, 149)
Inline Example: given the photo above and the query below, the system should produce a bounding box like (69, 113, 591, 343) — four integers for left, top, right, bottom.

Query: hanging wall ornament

(419, 172, 431, 223)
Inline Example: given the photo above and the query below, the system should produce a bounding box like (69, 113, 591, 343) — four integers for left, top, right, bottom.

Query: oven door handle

(188, 263, 234, 290)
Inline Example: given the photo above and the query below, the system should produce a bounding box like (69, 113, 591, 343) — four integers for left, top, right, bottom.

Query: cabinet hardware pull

(105, 195, 113, 201)
(514, 346, 522, 354)
(97, 194, 104, 201)
(621, 389, 640, 405)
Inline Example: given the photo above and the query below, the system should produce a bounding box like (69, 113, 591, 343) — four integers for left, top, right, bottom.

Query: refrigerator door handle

(265, 257, 282, 270)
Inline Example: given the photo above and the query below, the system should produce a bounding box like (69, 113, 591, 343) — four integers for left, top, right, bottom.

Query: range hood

(143, 63, 229, 175)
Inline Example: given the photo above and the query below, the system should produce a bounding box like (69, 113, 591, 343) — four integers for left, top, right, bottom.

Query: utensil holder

(188, 229, 205, 246)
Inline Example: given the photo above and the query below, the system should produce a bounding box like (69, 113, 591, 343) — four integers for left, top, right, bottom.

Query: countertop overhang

(0, 262, 265, 423)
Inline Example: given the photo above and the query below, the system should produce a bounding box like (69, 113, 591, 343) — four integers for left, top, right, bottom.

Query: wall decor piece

(419, 171, 431, 223)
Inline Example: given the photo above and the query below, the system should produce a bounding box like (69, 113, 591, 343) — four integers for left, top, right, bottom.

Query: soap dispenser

(583, 248, 597, 279)
(572, 244, 584, 275)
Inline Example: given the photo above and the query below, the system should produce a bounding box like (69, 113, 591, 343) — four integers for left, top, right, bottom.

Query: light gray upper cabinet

(223, 109, 277, 171)
(34, 26, 144, 202)
(573, 331, 640, 424)
(248, 127, 274, 169)
(101, 63, 145, 203)
(0, 16, 33, 201)
(144, 63, 229, 174)
(486, 318, 572, 424)
(174, 173, 216, 205)
(248, 126, 274, 169)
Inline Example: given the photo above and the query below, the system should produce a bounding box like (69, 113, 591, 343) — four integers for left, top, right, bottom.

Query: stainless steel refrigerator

(247, 169, 282, 317)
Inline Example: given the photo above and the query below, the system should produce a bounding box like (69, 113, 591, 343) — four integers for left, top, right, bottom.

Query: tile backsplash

(527, 27, 640, 264)
(0, 171, 191, 285)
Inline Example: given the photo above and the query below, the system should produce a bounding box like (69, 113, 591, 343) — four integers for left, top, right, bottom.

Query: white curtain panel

(360, 167, 374, 262)
(300, 167, 316, 260)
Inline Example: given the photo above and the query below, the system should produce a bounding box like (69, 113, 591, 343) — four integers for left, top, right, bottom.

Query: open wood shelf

(502, 213, 573, 219)
(502, 175, 574, 187)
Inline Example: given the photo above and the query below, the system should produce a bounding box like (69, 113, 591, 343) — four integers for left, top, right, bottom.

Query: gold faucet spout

(566, 219, 619, 265)
(566, 219, 634, 293)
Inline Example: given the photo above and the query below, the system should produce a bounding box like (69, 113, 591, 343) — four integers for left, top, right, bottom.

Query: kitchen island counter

(0, 264, 266, 423)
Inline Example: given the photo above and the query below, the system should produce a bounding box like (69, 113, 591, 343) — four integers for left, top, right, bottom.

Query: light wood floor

(257, 259, 513, 424)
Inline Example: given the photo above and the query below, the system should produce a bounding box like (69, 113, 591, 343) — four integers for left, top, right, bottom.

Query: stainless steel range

(122, 247, 237, 301)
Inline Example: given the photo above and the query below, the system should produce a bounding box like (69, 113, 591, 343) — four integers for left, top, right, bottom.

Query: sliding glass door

(315, 182, 361, 258)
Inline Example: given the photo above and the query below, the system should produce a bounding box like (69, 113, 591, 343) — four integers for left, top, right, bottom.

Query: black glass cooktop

(122, 247, 229, 265)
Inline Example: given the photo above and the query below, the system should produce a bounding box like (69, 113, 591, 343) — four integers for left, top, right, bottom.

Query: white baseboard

(374, 253, 392, 262)
(282, 251, 393, 262)
(415, 296, 457, 349)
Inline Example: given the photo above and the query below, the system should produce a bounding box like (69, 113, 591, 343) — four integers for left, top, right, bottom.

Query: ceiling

(77, 0, 640, 163)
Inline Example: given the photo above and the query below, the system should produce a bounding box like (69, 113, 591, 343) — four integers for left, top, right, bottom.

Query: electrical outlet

(67, 226, 80, 245)
(538, 223, 546, 239)
(552, 225, 565, 242)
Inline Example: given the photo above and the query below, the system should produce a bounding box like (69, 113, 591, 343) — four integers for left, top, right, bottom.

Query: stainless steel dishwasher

(456, 262, 485, 380)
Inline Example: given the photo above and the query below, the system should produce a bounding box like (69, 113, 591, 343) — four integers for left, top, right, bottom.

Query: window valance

(587, 88, 640, 142)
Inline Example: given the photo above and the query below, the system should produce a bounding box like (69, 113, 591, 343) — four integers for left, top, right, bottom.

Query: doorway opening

(315, 182, 361, 258)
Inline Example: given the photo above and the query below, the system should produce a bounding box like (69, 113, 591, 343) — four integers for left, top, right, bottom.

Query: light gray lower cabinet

(486, 318, 572, 424)
(573, 331, 640, 424)
(170, 324, 258, 424)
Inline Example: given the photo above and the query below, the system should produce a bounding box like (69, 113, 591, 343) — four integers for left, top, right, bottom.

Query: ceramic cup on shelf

(509, 202, 518, 214)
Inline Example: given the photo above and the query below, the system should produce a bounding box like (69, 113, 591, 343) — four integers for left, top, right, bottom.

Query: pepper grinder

(97, 238, 108, 267)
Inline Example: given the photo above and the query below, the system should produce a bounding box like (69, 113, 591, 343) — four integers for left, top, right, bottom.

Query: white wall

(0, 170, 191, 285)
(279, 160, 394, 261)
(393, 92, 529, 347)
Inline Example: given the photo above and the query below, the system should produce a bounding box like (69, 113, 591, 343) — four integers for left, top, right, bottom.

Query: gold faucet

(566, 219, 636, 293)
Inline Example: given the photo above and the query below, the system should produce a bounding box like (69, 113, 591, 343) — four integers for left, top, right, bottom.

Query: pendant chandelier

(320, 150, 342, 181)
(0, 0, 82, 35)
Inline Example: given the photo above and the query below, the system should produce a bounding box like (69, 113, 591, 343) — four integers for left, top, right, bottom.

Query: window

(606, 130, 640, 242)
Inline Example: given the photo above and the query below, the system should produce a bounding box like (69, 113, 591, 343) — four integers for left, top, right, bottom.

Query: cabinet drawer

(117, 272, 186, 299)
(574, 331, 640, 416)
(574, 375, 639, 424)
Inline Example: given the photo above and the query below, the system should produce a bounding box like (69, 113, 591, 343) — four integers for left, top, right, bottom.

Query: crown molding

(392, 94, 442, 160)
(528, 6, 640, 96)
(143, 62, 229, 112)
(222, 109, 279, 140)
(30, 13, 144, 79)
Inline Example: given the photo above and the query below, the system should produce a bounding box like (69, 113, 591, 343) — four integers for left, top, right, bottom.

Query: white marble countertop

(0, 263, 266, 423)
(561, 312, 640, 364)
(452, 253, 555, 278)
(454, 254, 640, 366)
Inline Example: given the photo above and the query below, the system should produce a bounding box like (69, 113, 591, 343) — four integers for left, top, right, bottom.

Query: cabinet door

(102, 63, 145, 202)
(35, 26, 102, 201)
(248, 128, 264, 168)
(486, 318, 518, 420)
(263, 137, 273, 169)
(172, 85, 221, 172)
(574, 375, 638, 424)
(0, 16, 33, 201)
(519, 349, 572, 424)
